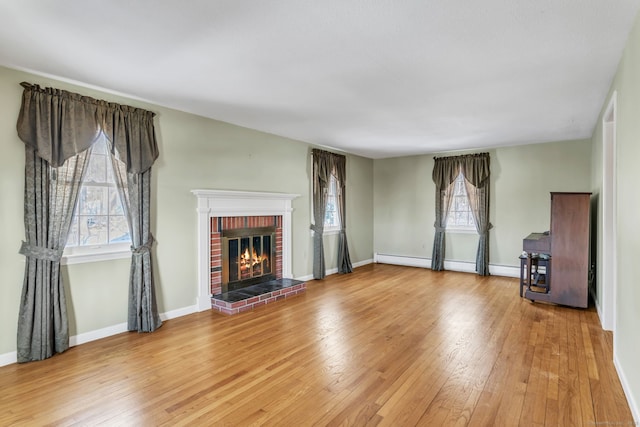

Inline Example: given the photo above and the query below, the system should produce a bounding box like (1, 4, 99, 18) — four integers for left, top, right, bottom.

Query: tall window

(65, 136, 130, 260)
(324, 173, 341, 231)
(446, 172, 475, 231)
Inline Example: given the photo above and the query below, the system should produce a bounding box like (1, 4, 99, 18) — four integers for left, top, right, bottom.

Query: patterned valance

(432, 152, 490, 189)
(16, 82, 158, 173)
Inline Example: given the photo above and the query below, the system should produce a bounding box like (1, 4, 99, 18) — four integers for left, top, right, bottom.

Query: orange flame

(240, 247, 268, 271)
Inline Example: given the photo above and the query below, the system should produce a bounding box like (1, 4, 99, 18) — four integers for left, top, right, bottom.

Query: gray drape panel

(311, 149, 353, 278)
(16, 82, 161, 360)
(461, 153, 492, 276)
(431, 153, 491, 275)
(109, 147, 162, 332)
(334, 154, 353, 274)
(311, 149, 332, 279)
(431, 157, 459, 271)
(17, 148, 91, 362)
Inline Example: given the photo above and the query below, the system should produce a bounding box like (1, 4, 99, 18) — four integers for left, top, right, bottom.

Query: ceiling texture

(1, 0, 639, 159)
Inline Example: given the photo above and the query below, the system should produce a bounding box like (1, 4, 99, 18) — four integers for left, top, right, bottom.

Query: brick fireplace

(192, 190, 300, 312)
(210, 215, 283, 295)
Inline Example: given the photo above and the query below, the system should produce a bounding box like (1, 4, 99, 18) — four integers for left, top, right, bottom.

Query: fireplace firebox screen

(221, 227, 276, 292)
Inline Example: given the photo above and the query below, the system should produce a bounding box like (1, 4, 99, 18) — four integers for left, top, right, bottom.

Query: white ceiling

(1, 1, 639, 159)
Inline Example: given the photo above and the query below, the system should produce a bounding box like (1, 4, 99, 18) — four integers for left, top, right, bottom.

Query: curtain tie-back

(310, 224, 324, 234)
(132, 235, 155, 255)
(478, 223, 494, 234)
(434, 226, 447, 233)
(19, 241, 63, 262)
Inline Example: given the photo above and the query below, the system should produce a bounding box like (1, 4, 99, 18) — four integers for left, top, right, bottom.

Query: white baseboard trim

(296, 258, 374, 282)
(0, 304, 200, 367)
(160, 304, 198, 321)
(594, 298, 609, 331)
(354, 258, 375, 268)
(197, 295, 213, 312)
(490, 264, 520, 278)
(374, 253, 519, 278)
(614, 354, 640, 424)
(325, 258, 373, 276)
(69, 322, 128, 347)
(374, 253, 431, 268)
(0, 351, 17, 367)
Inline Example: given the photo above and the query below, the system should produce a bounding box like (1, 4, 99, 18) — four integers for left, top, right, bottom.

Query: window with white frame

(324, 173, 341, 231)
(446, 172, 476, 231)
(64, 136, 131, 262)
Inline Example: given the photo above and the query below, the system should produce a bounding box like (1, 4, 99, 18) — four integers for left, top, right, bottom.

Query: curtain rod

(433, 152, 489, 160)
(19, 81, 156, 117)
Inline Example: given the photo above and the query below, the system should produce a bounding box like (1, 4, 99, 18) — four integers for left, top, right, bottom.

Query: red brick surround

(210, 215, 283, 295)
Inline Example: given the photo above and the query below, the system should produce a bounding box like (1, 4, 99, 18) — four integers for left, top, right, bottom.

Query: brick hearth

(211, 279, 306, 315)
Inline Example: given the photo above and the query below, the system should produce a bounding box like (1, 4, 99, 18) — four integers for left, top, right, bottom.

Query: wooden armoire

(523, 192, 591, 308)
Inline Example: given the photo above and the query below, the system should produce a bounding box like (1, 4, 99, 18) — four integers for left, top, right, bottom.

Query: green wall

(373, 139, 592, 267)
(0, 66, 374, 357)
(591, 9, 640, 418)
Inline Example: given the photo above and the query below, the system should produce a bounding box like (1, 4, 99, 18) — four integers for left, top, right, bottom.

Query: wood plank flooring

(0, 264, 633, 426)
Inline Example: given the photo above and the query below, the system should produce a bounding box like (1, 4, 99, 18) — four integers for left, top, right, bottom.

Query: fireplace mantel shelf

(192, 189, 300, 311)
(192, 189, 300, 217)
(191, 189, 300, 200)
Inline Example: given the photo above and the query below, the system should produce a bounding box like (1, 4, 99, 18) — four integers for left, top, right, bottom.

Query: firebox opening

(222, 226, 276, 293)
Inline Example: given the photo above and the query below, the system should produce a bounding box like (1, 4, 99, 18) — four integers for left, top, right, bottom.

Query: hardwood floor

(0, 264, 633, 426)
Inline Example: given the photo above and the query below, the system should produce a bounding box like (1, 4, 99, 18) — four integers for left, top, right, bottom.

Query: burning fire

(240, 247, 268, 271)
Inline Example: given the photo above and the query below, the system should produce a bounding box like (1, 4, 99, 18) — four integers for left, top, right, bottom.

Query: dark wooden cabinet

(523, 192, 591, 308)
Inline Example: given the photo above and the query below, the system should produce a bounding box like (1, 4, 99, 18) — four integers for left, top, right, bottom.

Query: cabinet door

(550, 193, 590, 308)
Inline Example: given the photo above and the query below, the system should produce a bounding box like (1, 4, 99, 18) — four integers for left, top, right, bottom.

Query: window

(63, 136, 131, 264)
(446, 172, 476, 232)
(324, 173, 341, 231)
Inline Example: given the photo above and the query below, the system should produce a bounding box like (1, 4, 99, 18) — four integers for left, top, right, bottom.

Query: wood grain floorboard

(0, 264, 633, 426)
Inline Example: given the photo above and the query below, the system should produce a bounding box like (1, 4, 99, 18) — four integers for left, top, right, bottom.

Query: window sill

(324, 228, 341, 235)
(446, 228, 478, 235)
(62, 245, 131, 265)
(310, 227, 341, 236)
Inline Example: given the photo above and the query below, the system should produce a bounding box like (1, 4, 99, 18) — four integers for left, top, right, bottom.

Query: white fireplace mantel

(192, 189, 300, 311)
